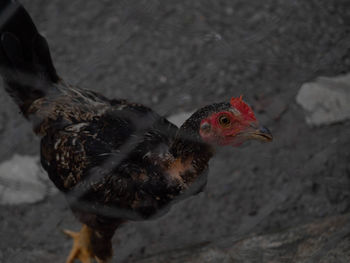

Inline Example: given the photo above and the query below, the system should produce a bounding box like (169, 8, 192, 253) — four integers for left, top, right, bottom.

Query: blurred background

(0, 0, 350, 262)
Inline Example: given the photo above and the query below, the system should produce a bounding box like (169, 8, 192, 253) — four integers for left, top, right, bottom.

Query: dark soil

(0, 0, 350, 262)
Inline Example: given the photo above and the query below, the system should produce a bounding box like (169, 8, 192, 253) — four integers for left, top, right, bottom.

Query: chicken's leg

(63, 222, 119, 263)
(63, 225, 96, 263)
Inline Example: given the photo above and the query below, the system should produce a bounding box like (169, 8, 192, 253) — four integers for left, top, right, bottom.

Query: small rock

(225, 7, 234, 15)
(158, 75, 167, 83)
(167, 111, 194, 127)
(0, 154, 49, 205)
(296, 74, 350, 126)
(151, 95, 159, 103)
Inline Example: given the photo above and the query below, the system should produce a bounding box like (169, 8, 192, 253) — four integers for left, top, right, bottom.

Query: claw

(62, 229, 79, 239)
(63, 225, 94, 263)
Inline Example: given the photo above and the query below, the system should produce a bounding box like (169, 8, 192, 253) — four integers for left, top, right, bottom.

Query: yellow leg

(63, 225, 95, 263)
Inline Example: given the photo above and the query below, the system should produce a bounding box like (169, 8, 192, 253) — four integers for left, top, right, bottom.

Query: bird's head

(197, 96, 272, 147)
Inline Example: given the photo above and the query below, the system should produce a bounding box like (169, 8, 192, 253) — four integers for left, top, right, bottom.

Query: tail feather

(0, 0, 59, 114)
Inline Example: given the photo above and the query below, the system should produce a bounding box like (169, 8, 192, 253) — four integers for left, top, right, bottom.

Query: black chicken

(0, 1, 272, 262)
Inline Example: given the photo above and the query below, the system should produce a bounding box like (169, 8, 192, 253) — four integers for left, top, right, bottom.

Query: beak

(232, 124, 273, 145)
(250, 125, 273, 142)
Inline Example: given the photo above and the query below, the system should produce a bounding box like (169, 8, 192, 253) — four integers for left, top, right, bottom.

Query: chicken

(0, 1, 273, 262)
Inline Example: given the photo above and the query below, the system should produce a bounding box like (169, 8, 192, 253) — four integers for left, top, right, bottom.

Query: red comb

(230, 95, 256, 121)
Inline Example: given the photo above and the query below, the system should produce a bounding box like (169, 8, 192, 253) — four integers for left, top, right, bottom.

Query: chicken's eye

(219, 115, 231, 127)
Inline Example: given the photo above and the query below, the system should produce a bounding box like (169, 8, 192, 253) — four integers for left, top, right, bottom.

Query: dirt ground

(0, 0, 350, 262)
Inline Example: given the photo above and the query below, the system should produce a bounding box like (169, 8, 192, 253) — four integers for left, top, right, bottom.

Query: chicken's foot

(63, 224, 96, 263)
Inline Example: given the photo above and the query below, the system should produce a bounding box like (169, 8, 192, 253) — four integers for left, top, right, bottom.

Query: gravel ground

(0, 0, 350, 262)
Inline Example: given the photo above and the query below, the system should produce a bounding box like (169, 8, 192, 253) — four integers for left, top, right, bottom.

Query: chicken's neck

(169, 117, 214, 184)
(170, 131, 214, 162)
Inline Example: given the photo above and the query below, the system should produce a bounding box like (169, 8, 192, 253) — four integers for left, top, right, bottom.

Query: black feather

(0, 0, 59, 114)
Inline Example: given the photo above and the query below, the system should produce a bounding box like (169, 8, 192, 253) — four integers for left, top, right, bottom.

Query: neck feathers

(168, 110, 215, 187)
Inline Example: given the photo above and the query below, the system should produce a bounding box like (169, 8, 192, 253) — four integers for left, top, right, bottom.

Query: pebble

(296, 74, 350, 126)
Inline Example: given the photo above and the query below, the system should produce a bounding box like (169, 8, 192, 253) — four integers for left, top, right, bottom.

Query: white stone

(296, 74, 350, 126)
(167, 111, 194, 127)
(0, 154, 52, 205)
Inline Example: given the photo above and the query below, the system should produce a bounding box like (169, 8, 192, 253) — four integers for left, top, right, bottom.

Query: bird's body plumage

(36, 82, 205, 222)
